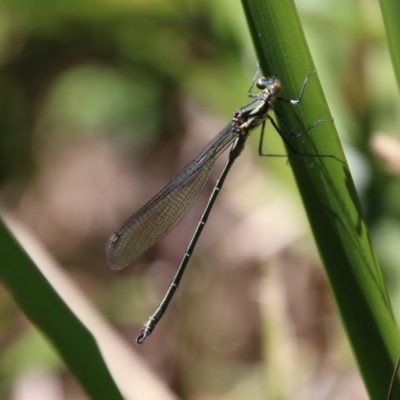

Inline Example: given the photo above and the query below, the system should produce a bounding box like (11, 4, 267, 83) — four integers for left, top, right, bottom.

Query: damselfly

(106, 68, 330, 344)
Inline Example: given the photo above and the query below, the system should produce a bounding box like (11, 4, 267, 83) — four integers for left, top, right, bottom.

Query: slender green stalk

(0, 218, 124, 400)
(241, 0, 400, 398)
(379, 0, 400, 88)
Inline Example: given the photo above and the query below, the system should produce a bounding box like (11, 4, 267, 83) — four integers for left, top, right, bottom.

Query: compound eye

(270, 82, 281, 95)
(256, 77, 268, 89)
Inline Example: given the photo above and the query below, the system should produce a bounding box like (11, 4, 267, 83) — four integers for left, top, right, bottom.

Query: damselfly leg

(252, 71, 334, 157)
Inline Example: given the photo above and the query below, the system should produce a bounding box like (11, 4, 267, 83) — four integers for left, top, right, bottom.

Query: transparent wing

(106, 121, 238, 270)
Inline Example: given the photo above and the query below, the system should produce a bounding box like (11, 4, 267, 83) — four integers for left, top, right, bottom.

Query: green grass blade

(0, 217, 124, 400)
(380, 0, 400, 86)
(241, 0, 400, 398)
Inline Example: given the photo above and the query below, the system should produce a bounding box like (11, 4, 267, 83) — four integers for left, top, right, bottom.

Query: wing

(106, 121, 238, 270)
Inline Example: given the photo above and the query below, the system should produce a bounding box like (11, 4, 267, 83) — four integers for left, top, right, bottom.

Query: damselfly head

(256, 77, 281, 98)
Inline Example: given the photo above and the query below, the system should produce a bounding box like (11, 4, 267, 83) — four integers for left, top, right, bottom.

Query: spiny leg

(272, 106, 332, 140)
(259, 115, 340, 161)
(247, 63, 262, 98)
(258, 119, 289, 158)
(277, 70, 317, 105)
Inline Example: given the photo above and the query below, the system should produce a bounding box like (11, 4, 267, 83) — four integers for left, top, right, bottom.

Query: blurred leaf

(0, 218, 124, 399)
(39, 65, 160, 138)
(380, 0, 400, 89)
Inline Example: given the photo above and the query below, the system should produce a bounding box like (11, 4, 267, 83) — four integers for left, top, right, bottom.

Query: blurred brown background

(0, 0, 399, 399)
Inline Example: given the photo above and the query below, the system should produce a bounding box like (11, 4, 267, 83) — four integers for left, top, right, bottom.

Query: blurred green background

(0, 0, 399, 399)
